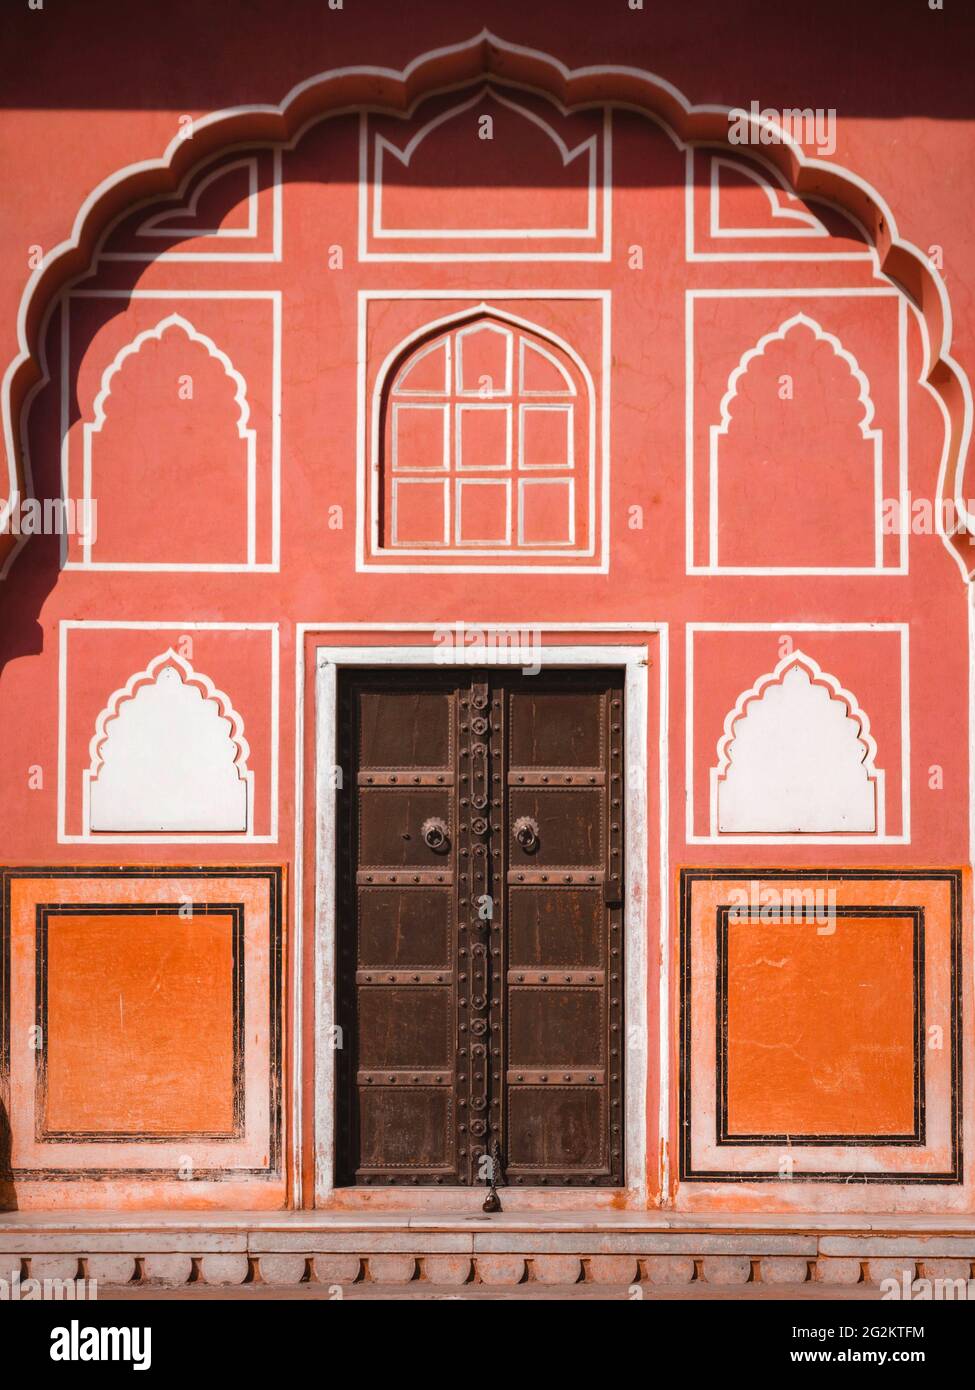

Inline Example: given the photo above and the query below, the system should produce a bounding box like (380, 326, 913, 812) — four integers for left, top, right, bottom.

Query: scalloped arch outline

(87, 312, 253, 436)
(710, 649, 884, 836)
(708, 312, 883, 570)
(714, 311, 880, 438)
(84, 647, 254, 835)
(2, 29, 972, 579)
(76, 312, 257, 567)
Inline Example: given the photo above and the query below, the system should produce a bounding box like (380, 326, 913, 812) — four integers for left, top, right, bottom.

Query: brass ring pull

(421, 816, 450, 853)
(513, 815, 540, 853)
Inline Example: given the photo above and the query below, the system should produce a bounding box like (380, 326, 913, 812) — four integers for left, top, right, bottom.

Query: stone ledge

(0, 1236, 970, 1290)
(2, 1252, 957, 1288)
(5, 1210, 975, 1233)
(1, 1210, 972, 1288)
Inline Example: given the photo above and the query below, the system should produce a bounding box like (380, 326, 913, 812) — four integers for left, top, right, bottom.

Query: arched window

(377, 313, 591, 555)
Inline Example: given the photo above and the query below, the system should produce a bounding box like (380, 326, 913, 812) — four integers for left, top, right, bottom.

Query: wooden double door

(335, 667, 625, 1189)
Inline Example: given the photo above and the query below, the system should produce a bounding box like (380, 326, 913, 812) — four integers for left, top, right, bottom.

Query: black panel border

(716, 905, 925, 1146)
(35, 903, 246, 1143)
(679, 869, 963, 1185)
(0, 866, 283, 1182)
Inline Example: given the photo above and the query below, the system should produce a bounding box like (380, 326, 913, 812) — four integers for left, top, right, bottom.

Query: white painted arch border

(3, 30, 971, 585)
(686, 287, 908, 577)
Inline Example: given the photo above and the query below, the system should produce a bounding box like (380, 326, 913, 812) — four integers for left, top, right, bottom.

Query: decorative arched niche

(73, 313, 257, 569)
(84, 649, 253, 834)
(711, 650, 884, 835)
(709, 313, 887, 572)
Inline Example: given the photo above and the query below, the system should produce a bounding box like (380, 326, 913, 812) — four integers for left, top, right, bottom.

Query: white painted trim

(138, 156, 260, 237)
(970, 588, 975, 892)
(708, 648, 885, 837)
(686, 287, 908, 576)
(83, 647, 255, 834)
(358, 291, 608, 571)
(686, 147, 874, 263)
(707, 311, 884, 571)
(303, 628, 660, 1207)
(709, 155, 829, 239)
(517, 476, 575, 546)
(3, 33, 969, 586)
(78, 311, 257, 568)
(518, 402, 574, 470)
(455, 319, 514, 394)
(57, 620, 279, 844)
(59, 290, 281, 573)
(100, 147, 282, 263)
(373, 87, 597, 240)
(390, 477, 449, 545)
(454, 401, 512, 471)
(519, 336, 576, 396)
(455, 476, 512, 545)
(685, 622, 910, 845)
(392, 334, 451, 395)
(359, 93, 611, 262)
(390, 402, 450, 472)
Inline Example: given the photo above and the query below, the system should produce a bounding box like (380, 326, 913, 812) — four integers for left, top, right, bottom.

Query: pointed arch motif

(84, 649, 253, 833)
(371, 84, 599, 243)
(78, 312, 257, 568)
(372, 304, 593, 557)
(715, 312, 879, 439)
(708, 312, 885, 571)
(711, 650, 884, 835)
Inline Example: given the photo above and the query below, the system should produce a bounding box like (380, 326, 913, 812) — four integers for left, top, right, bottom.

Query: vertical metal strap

(459, 676, 491, 1184)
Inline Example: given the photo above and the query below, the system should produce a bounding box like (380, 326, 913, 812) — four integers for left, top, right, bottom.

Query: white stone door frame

(305, 629, 663, 1209)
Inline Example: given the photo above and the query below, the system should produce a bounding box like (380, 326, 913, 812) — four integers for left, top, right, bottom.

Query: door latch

(513, 815, 540, 853)
(421, 816, 450, 853)
(603, 875, 623, 906)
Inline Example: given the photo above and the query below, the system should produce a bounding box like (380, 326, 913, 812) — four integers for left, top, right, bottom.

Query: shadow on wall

(0, 1, 972, 120)
(0, 294, 79, 674)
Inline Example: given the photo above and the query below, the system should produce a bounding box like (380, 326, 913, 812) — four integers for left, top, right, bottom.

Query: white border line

(357, 290, 609, 572)
(4, 33, 970, 586)
(360, 100, 612, 262)
(101, 147, 283, 264)
(685, 621, 910, 845)
(295, 622, 663, 1208)
(709, 155, 829, 239)
(58, 620, 279, 844)
(686, 147, 875, 263)
(686, 287, 908, 576)
(59, 290, 281, 573)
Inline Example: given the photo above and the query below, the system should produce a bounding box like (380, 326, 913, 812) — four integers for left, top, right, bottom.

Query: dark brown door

(335, 668, 625, 1188)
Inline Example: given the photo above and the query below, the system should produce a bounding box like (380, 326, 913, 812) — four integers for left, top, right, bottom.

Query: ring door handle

(421, 816, 450, 853)
(513, 815, 540, 854)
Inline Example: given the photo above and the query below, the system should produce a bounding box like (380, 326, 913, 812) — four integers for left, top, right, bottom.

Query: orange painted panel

(44, 910, 236, 1136)
(725, 913, 917, 1137)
